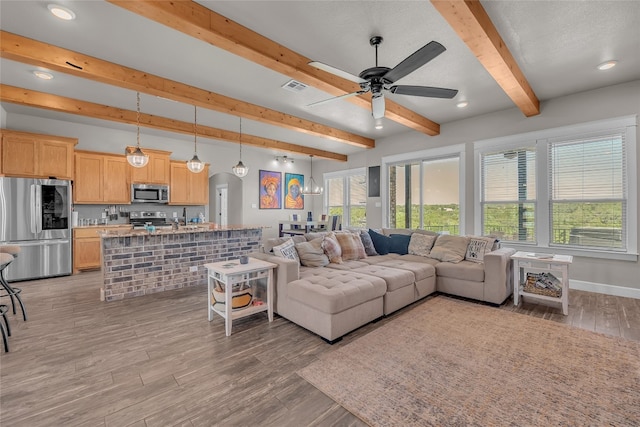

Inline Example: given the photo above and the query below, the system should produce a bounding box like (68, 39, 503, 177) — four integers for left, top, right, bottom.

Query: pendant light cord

(136, 92, 141, 148)
(193, 105, 198, 153)
(239, 117, 243, 160)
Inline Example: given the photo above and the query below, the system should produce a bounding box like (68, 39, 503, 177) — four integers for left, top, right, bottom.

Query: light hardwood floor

(1, 271, 639, 426)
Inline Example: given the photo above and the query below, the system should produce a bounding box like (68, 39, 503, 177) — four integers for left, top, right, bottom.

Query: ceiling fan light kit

(308, 35, 458, 125)
(126, 92, 149, 168)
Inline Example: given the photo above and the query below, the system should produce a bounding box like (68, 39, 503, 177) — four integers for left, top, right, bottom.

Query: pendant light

(232, 116, 249, 177)
(187, 105, 205, 173)
(302, 155, 323, 195)
(126, 92, 149, 168)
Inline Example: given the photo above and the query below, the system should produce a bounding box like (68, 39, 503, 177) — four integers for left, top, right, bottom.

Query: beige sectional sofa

(252, 229, 515, 343)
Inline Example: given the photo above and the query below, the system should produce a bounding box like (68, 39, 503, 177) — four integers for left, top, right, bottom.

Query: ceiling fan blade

(382, 41, 446, 84)
(306, 90, 367, 108)
(389, 85, 458, 99)
(308, 61, 367, 84)
(371, 94, 385, 119)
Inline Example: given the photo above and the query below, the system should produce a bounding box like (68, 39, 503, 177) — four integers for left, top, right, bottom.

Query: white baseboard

(569, 280, 640, 299)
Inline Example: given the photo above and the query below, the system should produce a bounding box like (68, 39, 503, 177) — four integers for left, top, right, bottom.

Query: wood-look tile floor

(1, 272, 639, 426)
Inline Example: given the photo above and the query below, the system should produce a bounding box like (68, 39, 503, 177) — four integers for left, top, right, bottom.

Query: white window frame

(381, 144, 466, 234)
(323, 167, 366, 228)
(474, 115, 637, 261)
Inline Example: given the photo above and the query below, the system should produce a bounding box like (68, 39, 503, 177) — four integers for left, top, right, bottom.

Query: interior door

(217, 184, 228, 227)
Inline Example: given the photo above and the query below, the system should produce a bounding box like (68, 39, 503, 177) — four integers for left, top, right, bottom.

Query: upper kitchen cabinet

(169, 161, 209, 205)
(127, 147, 171, 185)
(74, 151, 131, 204)
(1, 129, 76, 179)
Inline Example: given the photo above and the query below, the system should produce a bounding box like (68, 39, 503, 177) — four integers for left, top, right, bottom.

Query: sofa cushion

(321, 234, 343, 264)
(359, 230, 378, 256)
(295, 238, 329, 267)
(428, 235, 470, 263)
(378, 259, 436, 282)
(265, 235, 306, 253)
(324, 260, 370, 270)
(382, 228, 438, 237)
(288, 272, 386, 314)
(359, 253, 401, 265)
(272, 238, 300, 264)
(399, 254, 440, 266)
(465, 236, 496, 263)
(408, 233, 437, 257)
(369, 229, 391, 255)
(389, 234, 411, 255)
(335, 232, 366, 261)
(435, 260, 485, 282)
(352, 265, 415, 292)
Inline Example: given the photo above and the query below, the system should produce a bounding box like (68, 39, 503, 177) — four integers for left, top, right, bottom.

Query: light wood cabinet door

(128, 148, 171, 185)
(103, 155, 130, 203)
(1, 130, 76, 179)
(73, 236, 102, 272)
(190, 163, 210, 205)
(169, 161, 190, 205)
(74, 152, 104, 203)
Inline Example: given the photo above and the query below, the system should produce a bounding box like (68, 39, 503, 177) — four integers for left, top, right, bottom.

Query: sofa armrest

(482, 247, 517, 304)
(250, 252, 300, 314)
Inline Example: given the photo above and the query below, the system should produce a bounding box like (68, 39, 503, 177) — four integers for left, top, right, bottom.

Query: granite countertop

(99, 224, 264, 237)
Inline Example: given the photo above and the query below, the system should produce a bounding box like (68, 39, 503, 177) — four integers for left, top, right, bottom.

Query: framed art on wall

(284, 173, 304, 209)
(259, 170, 282, 209)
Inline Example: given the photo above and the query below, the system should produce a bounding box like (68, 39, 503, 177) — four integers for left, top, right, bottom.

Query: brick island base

(100, 227, 262, 302)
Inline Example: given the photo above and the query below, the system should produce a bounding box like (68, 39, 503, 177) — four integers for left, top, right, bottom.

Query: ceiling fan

(308, 36, 458, 119)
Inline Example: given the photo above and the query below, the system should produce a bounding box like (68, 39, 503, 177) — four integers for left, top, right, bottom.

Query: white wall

(316, 80, 640, 293)
(0, 106, 6, 128)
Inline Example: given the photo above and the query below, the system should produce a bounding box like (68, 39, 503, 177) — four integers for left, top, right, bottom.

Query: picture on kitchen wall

(284, 173, 304, 209)
(259, 170, 282, 209)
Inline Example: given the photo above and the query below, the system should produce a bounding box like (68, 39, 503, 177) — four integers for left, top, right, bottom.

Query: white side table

(204, 258, 276, 336)
(511, 251, 573, 315)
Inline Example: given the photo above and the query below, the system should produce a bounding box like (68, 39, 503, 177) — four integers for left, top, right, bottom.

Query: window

(325, 168, 366, 228)
(389, 155, 461, 234)
(480, 147, 536, 242)
(475, 116, 637, 259)
(549, 133, 626, 250)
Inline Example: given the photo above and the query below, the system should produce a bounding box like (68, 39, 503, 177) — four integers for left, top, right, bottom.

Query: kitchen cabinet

(74, 151, 131, 204)
(73, 225, 131, 273)
(128, 147, 171, 185)
(169, 161, 209, 205)
(1, 129, 76, 179)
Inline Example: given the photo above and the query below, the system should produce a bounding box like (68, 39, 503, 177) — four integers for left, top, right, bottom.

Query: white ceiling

(1, 1, 639, 159)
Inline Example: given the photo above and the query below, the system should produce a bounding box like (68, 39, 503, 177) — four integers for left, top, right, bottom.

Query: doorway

(216, 184, 228, 227)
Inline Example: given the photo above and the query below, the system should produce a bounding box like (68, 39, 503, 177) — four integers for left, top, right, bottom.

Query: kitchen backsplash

(73, 204, 208, 226)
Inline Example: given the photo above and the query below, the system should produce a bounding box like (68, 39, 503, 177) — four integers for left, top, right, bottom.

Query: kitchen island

(99, 225, 263, 301)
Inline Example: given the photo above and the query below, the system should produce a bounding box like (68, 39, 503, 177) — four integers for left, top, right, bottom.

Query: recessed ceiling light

(33, 70, 54, 80)
(456, 101, 469, 108)
(597, 60, 617, 71)
(374, 118, 384, 130)
(48, 4, 76, 20)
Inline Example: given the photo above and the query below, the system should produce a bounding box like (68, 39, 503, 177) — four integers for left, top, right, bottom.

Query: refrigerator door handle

(30, 184, 37, 234)
(34, 184, 42, 234)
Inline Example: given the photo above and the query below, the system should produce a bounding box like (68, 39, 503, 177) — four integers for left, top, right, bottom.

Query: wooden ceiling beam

(0, 30, 372, 150)
(107, 0, 442, 136)
(0, 84, 347, 162)
(431, 0, 540, 117)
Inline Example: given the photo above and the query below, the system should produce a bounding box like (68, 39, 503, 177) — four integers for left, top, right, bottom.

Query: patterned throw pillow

(360, 230, 378, 256)
(321, 235, 343, 264)
(465, 236, 497, 263)
(408, 233, 437, 257)
(335, 232, 366, 261)
(272, 238, 300, 264)
(295, 238, 329, 267)
(428, 235, 470, 263)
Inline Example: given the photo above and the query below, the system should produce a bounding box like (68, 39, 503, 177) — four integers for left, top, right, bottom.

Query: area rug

(297, 297, 640, 426)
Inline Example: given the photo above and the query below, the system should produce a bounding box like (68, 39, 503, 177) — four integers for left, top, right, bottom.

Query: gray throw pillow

(295, 238, 329, 267)
(360, 230, 378, 256)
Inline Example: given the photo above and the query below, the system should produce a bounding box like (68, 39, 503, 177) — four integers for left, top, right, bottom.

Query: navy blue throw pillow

(389, 234, 411, 255)
(368, 229, 391, 255)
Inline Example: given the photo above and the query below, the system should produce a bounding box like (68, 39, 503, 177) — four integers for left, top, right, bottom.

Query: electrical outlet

(190, 266, 197, 272)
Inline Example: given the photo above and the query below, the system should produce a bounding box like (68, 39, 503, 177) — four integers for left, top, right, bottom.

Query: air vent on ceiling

(281, 79, 309, 93)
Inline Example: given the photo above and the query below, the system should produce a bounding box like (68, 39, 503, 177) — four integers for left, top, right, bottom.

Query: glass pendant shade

(126, 92, 149, 168)
(187, 154, 205, 173)
(187, 105, 204, 173)
(302, 155, 323, 195)
(232, 117, 249, 177)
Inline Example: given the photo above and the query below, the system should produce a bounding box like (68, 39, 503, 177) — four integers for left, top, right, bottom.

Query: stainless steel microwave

(131, 184, 170, 203)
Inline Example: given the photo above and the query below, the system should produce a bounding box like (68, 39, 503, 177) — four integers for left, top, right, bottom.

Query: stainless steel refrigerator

(0, 177, 72, 281)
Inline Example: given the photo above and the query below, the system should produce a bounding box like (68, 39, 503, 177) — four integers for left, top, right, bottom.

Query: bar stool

(0, 301, 9, 352)
(0, 246, 27, 321)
